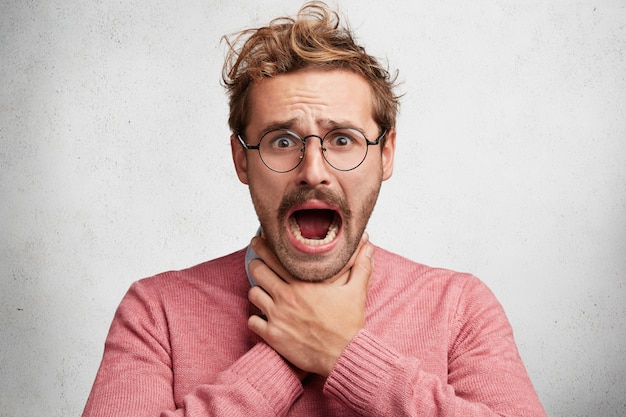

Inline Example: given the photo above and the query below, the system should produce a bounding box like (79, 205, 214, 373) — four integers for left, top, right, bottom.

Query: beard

(250, 182, 381, 282)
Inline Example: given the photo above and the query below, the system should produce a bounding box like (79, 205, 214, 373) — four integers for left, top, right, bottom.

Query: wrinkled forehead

(245, 69, 377, 137)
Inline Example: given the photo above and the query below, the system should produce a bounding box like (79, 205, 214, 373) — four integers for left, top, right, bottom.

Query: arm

(82, 280, 303, 417)
(324, 278, 547, 417)
(246, 236, 545, 416)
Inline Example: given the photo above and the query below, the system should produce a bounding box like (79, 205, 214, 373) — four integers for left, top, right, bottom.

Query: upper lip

(286, 199, 342, 219)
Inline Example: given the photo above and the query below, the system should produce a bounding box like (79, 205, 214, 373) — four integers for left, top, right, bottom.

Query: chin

(274, 237, 356, 282)
(286, 261, 346, 283)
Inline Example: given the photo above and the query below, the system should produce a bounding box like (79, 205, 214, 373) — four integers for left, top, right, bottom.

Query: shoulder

(127, 248, 248, 304)
(104, 249, 249, 347)
(371, 246, 498, 309)
(371, 246, 510, 333)
(373, 246, 484, 289)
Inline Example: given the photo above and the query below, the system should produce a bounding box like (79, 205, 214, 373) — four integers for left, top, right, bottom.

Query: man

(83, 2, 546, 416)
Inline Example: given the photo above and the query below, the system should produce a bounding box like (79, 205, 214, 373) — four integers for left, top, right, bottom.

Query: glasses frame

(236, 127, 387, 173)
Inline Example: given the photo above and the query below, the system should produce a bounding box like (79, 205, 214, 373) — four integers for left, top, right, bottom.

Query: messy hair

(221, 1, 400, 138)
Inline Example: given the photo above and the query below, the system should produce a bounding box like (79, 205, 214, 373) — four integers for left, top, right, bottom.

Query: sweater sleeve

(82, 281, 303, 417)
(323, 276, 546, 417)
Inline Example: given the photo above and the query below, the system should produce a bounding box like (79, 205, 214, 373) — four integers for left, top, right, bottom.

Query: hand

(247, 234, 375, 378)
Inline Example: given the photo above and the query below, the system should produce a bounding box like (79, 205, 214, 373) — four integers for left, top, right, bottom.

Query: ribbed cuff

(230, 343, 303, 415)
(323, 329, 399, 413)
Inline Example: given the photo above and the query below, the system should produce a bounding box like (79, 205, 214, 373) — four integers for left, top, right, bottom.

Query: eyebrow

(258, 118, 299, 134)
(257, 118, 363, 136)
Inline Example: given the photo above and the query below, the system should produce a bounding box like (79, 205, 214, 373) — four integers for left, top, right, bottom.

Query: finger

(248, 258, 286, 296)
(343, 231, 370, 272)
(345, 241, 375, 291)
(250, 236, 295, 282)
(247, 314, 269, 338)
(248, 284, 274, 315)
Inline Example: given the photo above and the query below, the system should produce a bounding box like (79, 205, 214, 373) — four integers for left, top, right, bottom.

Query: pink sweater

(83, 246, 546, 417)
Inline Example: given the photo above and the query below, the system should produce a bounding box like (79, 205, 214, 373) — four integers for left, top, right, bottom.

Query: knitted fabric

(83, 246, 546, 417)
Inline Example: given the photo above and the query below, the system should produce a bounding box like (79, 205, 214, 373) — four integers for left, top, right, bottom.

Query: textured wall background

(1, 1, 625, 416)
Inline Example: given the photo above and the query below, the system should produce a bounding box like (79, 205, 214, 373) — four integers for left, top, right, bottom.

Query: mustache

(277, 187, 352, 220)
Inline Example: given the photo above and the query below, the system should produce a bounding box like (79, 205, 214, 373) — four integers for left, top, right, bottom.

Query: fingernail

(362, 231, 369, 242)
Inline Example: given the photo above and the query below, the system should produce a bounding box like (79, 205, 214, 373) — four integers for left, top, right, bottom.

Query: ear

(230, 134, 249, 184)
(381, 128, 396, 181)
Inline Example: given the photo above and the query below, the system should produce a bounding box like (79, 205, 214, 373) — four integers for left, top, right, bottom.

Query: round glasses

(237, 127, 386, 173)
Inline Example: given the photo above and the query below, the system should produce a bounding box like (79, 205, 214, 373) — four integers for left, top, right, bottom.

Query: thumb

(346, 239, 375, 291)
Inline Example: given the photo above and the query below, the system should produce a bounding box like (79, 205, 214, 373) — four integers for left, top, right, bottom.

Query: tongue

(294, 209, 334, 239)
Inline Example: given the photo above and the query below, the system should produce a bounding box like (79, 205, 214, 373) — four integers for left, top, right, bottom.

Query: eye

(275, 137, 295, 148)
(327, 130, 359, 149)
(332, 135, 352, 147)
(265, 131, 300, 151)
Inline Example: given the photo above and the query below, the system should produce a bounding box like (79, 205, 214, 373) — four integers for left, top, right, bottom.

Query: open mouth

(289, 209, 341, 246)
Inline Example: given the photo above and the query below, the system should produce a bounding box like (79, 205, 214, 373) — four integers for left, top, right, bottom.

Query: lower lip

(284, 219, 342, 255)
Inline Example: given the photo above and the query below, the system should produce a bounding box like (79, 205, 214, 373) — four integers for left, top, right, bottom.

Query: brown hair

(221, 1, 400, 138)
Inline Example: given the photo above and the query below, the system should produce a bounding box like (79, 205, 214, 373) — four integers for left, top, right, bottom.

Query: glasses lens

(323, 128, 369, 171)
(256, 128, 372, 172)
(259, 130, 304, 172)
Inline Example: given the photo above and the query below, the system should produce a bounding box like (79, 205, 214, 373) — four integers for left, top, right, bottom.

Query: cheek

(345, 164, 383, 194)
(344, 170, 383, 212)
(248, 174, 287, 213)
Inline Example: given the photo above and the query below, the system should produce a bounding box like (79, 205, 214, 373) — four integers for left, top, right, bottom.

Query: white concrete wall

(1, 1, 624, 415)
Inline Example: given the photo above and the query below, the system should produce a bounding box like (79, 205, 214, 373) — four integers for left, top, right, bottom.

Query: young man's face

(231, 69, 395, 282)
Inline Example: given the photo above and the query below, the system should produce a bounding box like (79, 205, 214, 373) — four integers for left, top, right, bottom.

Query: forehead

(246, 69, 375, 134)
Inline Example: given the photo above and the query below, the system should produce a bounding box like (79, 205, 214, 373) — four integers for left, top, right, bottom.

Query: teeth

(289, 216, 339, 246)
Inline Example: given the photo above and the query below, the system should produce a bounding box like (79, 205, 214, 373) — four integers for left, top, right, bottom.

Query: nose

(295, 135, 331, 186)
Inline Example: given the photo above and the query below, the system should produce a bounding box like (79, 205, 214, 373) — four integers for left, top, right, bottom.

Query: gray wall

(1, 1, 625, 416)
